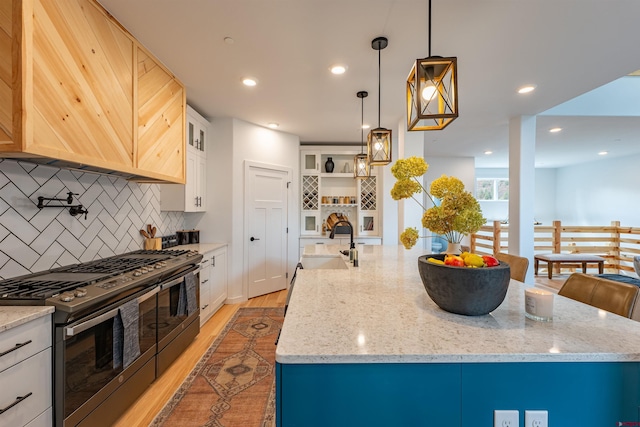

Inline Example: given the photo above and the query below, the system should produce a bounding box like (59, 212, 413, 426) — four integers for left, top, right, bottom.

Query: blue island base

(276, 361, 640, 426)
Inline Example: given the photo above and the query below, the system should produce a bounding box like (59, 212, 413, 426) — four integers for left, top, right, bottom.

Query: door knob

(250, 237, 260, 241)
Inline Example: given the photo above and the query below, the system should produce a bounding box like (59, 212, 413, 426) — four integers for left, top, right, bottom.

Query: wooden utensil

(140, 229, 150, 238)
(145, 224, 158, 238)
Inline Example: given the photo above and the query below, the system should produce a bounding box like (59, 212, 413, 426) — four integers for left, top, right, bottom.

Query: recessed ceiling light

(362, 124, 370, 130)
(484, 150, 493, 155)
(517, 85, 536, 94)
(598, 151, 608, 156)
(330, 65, 347, 75)
(549, 127, 562, 133)
(267, 122, 279, 129)
(242, 77, 257, 87)
(224, 37, 234, 45)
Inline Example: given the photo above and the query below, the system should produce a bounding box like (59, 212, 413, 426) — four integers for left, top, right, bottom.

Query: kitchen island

(276, 245, 640, 426)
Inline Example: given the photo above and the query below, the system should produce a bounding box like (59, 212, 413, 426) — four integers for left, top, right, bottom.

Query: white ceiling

(98, 0, 640, 168)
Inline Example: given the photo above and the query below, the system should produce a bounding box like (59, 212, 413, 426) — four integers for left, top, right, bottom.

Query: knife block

(144, 238, 162, 250)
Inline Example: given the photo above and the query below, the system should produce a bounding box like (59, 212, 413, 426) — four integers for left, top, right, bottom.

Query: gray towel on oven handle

(177, 273, 198, 316)
(177, 281, 187, 316)
(185, 273, 197, 315)
(113, 298, 141, 369)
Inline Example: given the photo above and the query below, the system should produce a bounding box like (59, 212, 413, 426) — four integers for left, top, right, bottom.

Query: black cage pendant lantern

(354, 91, 370, 179)
(368, 36, 392, 166)
(406, 0, 458, 131)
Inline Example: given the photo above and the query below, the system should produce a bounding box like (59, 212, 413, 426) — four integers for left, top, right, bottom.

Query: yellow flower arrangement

(391, 156, 486, 249)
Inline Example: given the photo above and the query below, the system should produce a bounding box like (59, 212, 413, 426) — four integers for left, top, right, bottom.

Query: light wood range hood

(0, 0, 186, 183)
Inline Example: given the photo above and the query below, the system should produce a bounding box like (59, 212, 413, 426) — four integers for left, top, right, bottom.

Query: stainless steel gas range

(0, 249, 203, 427)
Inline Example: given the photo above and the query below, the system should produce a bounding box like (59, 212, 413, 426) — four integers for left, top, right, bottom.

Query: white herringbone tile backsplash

(0, 159, 184, 280)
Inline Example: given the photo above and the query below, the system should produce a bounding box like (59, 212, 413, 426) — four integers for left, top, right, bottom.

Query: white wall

(381, 122, 401, 245)
(533, 168, 557, 224)
(476, 167, 557, 225)
(555, 153, 640, 226)
(195, 118, 300, 303)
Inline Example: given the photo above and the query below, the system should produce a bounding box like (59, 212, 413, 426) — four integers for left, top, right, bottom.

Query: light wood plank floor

(113, 289, 288, 427)
(114, 275, 566, 426)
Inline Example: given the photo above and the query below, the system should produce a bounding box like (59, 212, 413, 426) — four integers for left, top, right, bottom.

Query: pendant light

(354, 91, 370, 179)
(406, 0, 458, 131)
(368, 36, 392, 166)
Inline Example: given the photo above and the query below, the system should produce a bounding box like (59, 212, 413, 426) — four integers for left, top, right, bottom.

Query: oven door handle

(64, 286, 159, 338)
(159, 266, 201, 291)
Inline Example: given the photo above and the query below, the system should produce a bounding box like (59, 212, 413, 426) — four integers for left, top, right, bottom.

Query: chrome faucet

(329, 220, 355, 250)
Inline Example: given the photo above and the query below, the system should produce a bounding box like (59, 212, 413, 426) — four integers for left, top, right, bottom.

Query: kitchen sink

(300, 255, 349, 270)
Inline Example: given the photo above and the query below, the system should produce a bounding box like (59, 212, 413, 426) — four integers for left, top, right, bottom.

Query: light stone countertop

(175, 242, 227, 254)
(0, 306, 54, 333)
(276, 244, 640, 364)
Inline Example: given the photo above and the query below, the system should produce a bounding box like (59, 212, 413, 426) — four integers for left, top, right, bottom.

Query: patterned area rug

(151, 307, 284, 427)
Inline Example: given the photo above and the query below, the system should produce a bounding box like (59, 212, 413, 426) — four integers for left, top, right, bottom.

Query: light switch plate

(495, 410, 519, 427)
(525, 410, 548, 427)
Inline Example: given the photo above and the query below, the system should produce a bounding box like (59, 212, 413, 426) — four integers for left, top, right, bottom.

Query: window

(476, 178, 509, 201)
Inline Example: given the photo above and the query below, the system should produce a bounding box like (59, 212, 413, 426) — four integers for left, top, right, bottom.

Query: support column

(382, 119, 403, 246)
(508, 116, 536, 283)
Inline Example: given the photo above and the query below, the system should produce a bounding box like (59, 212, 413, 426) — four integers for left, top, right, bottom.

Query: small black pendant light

(406, 0, 458, 131)
(367, 36, 392, 166)
(354, 91, 370, 179)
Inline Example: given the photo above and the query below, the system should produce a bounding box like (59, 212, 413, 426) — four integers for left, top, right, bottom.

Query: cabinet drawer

(24, 406, 52, 427)
(0, 315, 51, 373)
(0, 348, 52, 427)
(299, 238, 331, 248)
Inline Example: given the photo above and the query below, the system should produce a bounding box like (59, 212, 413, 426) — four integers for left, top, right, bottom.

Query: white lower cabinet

(200, 246, 228, 326)
(24, 407, 52, 427)
(0, 315, 52, 427)
(199, 259, 212, 324)
(298, 237, 382, 258)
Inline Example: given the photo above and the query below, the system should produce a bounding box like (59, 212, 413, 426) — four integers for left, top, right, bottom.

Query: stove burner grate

(0, 279, 96, 299)
(0, 249, 194, 300)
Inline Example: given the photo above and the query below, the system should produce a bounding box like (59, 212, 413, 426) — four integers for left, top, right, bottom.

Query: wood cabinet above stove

(0, 0, 186, 183)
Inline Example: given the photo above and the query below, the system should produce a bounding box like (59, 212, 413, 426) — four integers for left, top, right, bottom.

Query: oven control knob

(133, 269, 143, 277)
(74, 288, 88, 297)
(155, 263, 162, 269)
(60, 292, 75, 302)
(141, 267, 149, 274)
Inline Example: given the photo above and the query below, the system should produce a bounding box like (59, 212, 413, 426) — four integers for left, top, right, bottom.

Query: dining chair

(494, 252, 529, 282)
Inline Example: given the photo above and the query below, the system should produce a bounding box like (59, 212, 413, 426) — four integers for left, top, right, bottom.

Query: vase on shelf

(325, 157, 334, 173)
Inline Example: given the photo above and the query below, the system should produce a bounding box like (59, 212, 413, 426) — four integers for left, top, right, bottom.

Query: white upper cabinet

(160, 106, 208, 212)
(301, 151, 321, 173)
(187, 106, 207, 154)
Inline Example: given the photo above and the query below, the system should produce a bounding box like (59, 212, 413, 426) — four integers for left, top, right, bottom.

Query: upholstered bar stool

(494, 253, 529, 282)
(558, 273, 639, 318)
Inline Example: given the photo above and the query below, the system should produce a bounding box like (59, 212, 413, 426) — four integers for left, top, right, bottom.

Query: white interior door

(246, 163, 289, 298)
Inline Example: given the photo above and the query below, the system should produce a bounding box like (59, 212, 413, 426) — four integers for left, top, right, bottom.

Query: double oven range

(0, 249, 203, 426)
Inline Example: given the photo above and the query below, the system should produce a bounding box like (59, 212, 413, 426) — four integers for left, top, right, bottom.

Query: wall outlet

(495, 410, 519, 427)
(525, 410, 548, 427)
